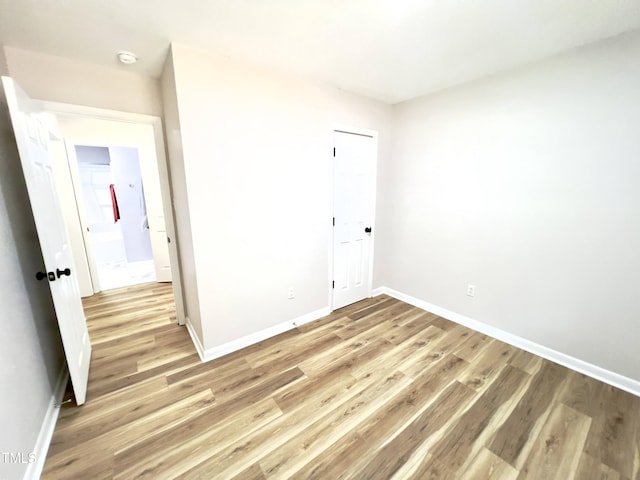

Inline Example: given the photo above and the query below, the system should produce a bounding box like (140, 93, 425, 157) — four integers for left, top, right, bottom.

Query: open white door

(137, 144, 172, 282)
(2, 77, 91, 405)
(332, 130, 376, 309)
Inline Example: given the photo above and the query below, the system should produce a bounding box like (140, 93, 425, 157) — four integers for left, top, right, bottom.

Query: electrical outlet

(288, 287, 295, 300)
(466, 284, 476, 297)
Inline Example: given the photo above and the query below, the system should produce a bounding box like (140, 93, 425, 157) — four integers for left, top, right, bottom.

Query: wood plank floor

(43, 283, 640, 479)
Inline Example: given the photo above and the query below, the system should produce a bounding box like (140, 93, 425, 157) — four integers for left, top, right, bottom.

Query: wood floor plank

(420, 364, 530, 477)
(300, 295, 390, 329)
(574, 453, 629, 480)
(264, 372, 415, 479)
(516, 403, 592, 480)
(460, 448, 519, 480)
(51, 380, 214, 449)
(210, 360, 286, 401)
(300, 330, 393, 376)
(281, 355, 469, 480)
(558, 370, 607, 418)
(166, 353, 249, 386)
(384, 312, 437, 345)
(250, 333, 344, 377)
(89, 323, 179, 354)
(185, 370, 412, 479)
(56, 376, 168, 423)
(43, 285, 640, 480)
(88, 352, 201, 398)
(245, 328, 335, 368)
(91, 335, 156, 365)
(113, 397, 283, 480)
(351, 381, 477, 480)
(509, 349, 543, 375)
(398, 324, 473, 379)
(456, 338, 516, 392)
(583, 385, 640, 478)
(346, 297, 399, 321)
(229, 463, 267, 480)
(334, 305, 414, 340)
(354, 324, 445, 380)
(489, 361, 569, 467)
(453, 331, 491, 362)
(45, 390, 216, 480)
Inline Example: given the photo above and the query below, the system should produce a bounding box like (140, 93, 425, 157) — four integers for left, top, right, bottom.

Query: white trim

(327, 127, 335, 311)
(292, 307, 332, 327)
(329, 124, 378, 311)
(61, 140, 102, 294)
(184, 316, 206, 363)
(24, 367, 69, 480)
(198, 307, 331, 363)
(374, 286, 640, 398)
(371, 286, 386, 297)
(37, 101, 160, 125)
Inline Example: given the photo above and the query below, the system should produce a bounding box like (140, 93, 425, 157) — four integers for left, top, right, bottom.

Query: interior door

(332, 130, 376, 309)
(2, 77, 91, 405)
(137, 144, 172, 282)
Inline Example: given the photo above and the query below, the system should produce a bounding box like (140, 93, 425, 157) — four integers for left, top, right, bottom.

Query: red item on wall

(109, 184, 121, 223)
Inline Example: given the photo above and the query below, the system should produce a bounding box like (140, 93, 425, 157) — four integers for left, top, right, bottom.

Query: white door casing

(332, 129, 377, 310)
(44, 107, 185, 324)
(50, 140, 96, 297)
(3, 76, 91, 405)
(62, 141, 102, 294)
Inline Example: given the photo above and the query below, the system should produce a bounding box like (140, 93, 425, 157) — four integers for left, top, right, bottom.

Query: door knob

(365, 227, 372, 233)
(56, 268, 71, 278)
(36, 271, 56, 281)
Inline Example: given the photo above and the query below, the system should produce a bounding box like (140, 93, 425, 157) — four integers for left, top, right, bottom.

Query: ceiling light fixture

(117, 51, 138, 65)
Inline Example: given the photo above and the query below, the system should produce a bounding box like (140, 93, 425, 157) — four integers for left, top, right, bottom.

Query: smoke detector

(117, 51, 138, 65)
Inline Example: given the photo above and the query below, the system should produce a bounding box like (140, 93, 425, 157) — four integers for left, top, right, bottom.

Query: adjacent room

(1, 1, 639, 479)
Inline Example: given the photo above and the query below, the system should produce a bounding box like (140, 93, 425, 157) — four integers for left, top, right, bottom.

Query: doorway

(42, 101, 186, 326)
(74, 145, 156, 290)
(332, 127, 377, 310)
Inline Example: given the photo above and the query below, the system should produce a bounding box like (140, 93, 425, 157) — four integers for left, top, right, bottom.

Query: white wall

(379, 30, 640, 382)
(3, 46, 162, 116)
(75, 146, 129, 271)
(166, 43, 392, 351)
(109, 146, 154, 263)
(160, 48, 202, 339)
(0, 53, 65, 479)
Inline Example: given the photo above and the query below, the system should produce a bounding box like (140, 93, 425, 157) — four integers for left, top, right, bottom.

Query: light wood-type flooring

(43, 282, 640, 479)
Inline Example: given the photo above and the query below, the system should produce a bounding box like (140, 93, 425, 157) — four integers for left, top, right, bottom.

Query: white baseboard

(371, 287, 386, 297)
(184, 316, 206, 363)
(374, 286, 640, 397)
(24, 366, 69, 480)
(186, 307, 331, 364)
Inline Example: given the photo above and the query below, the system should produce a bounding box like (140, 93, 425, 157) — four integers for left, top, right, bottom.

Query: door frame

(62, 133, 170, 291)
(38, 100, 186, 326)
(60, 141, 103, 294)
(329, 124, 378, 311)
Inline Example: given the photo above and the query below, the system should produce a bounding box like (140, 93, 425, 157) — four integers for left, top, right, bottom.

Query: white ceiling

(1, 0, 639, 104)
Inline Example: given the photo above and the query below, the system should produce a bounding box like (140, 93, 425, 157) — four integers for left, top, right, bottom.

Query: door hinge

(332, 217, 335, 226)
(332, 281, 335, 289)
(333, 147, 336, 157)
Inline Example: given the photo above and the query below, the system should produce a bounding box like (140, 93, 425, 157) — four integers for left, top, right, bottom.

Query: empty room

(1, 1, 640, 479)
